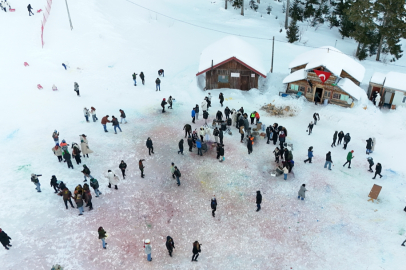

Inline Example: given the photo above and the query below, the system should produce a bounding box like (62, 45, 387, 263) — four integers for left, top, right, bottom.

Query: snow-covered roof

(370, 72, 386, 85)
(337, 78, 366, 101)
(384, 72, 406, 91)
(282, 69, 306, 83)
(196, 36, 267, 77)
(288, 46, 365, 83)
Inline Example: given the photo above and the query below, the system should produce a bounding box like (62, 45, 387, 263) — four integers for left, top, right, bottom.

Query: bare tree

(225, 0, 228, 9)
(285, 0, 290, 29)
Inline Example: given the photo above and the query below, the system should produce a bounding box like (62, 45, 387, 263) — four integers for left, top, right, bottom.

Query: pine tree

(290, 0, 304, 21)
(311, 4, 324, 26)
(267, 5, 272, 14)
(232, 0, 243, 8)
(374, 0, 406, 61)
(286, 19, 300, 43)
(249, 0, 259, 11)
(303, 0, 318, 19)
(282, 1, 286, 13)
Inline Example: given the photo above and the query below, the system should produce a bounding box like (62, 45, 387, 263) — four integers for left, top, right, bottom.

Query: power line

(124, 0, 406, 69)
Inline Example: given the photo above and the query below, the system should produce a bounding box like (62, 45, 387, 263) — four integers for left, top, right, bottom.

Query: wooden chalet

(283, 46, 366, 108)
(368, 72, 406, 109)
(196, 36, 267, 91)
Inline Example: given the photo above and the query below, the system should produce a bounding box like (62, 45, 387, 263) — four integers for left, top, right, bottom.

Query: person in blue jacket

(191, 108, 196, 123)
(304, 146, 313, 163)
(196, 139, 202, 156)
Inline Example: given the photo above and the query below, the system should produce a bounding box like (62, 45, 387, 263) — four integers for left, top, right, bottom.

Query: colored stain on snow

(6, 129, 19, 139)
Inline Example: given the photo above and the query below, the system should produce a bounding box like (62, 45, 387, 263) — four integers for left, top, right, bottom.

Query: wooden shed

(196, 36, 267, 91)
(282, 46, 366, 108)
(368, 71, 406, 109)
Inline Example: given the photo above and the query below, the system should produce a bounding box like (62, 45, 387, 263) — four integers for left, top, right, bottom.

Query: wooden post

(285, 0, 290, 29)
(271, 36, 274, 73)
(225, 0, 227, 9)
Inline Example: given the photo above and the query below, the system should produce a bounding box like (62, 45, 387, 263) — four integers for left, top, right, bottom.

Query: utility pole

(225, 0, 227, 9)
(271, 36, 274, 73)
(65, 0, 73, 30)
(241, 0, 244, 16)
(285, 0, 290, 29)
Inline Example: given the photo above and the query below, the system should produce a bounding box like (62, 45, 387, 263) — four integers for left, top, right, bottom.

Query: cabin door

(240, 76, 249, 91)
(315, 88, 323, 103)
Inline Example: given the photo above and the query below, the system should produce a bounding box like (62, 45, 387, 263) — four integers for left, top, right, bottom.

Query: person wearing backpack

(98, 227, 107, 249)
(211, 196, 217, 217)
(50, 175, 59, 193)
(166, 236, 175, 257)
(90, 178, 102, 197)
(119, 160, 127, 179)
(174, 166, 181, 186)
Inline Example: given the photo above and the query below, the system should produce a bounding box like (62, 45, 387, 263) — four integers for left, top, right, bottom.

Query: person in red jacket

(255, 111, 260, 124)
(101, 115, 110, 132)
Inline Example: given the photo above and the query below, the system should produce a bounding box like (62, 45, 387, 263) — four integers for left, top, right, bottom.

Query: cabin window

(340, 94, 349, 101)
(218, 75, 229, 83)
(290, 84, 299, 91)
(307, 87, 313, 93)
(324, 91, 331, 98)
(299, 86, 305, 92)
(403, 97, 406, 103)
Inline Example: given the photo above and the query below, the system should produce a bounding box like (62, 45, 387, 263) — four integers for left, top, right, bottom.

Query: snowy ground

(1, 0, 406, 269)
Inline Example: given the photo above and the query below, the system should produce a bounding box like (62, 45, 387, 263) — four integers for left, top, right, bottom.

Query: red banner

(313, 69, 331, 84)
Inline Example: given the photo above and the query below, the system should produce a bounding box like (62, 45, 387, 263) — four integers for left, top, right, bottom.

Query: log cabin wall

(291, 64, 307, 72)
(205, 59, 259, 90)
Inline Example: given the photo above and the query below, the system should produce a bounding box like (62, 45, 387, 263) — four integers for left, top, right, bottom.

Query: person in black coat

(211, 196, 217, 217)
(146, 137, 154, 155)
(366, 138, 373, 155)
(266, 126, 272, 144)
(166, 236, 175, 257)
(219, 93, 224, 107)
(216, 110, 223, 121)
(64, 151, 74, 169)
(256, 191, 262, 212)
(140, 72, 145, 85)
(178, 139, 184, 155)
(119, 160, 127, 179)
(218, 144, 224, 162)
(247, 136, 253, 154)
(27, 4, 34, 16)
(0, 229, 12, 250)
(343, 133, 351, 150)
(307, 122, 314, 135)
(313, 113, 320, 125)
(372, 163, 382, 179)
(59, 181, 67, 191)
(337, 131, 344, 145)
(367, 157, 374, 172)
(183, 124, 192, 138)
(238, 116, 244, 130)
(192, 241, 201, 262)
(161, 98, 167, 113)
(187, 135, 193, 152)
(224, 107, 230, 119)
(219, 129, 224, 145)
(331, 131, 338, 147)
(50, 175, 59, 193)
(272, 123, 279, 145)
(273, 147, 280, 163)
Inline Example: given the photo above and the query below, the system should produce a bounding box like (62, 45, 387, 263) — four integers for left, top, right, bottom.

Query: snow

(337, 78, 367, 101)
(384, 71, 406, 91)
(288, 46, 366, 83)
(370, 72, 386, 85)
(197, 36, 268, 77)
(1, 0, 406, 269)
(282, 68, 307, 84)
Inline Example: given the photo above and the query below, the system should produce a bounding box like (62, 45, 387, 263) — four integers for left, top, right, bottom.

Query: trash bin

(324, 99, 328, 106)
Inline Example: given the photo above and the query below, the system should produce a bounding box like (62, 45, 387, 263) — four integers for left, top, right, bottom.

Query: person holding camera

(31, 173, 42, 192)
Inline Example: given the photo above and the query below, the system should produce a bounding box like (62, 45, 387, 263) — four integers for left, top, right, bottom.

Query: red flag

(313, 69, 331, 84)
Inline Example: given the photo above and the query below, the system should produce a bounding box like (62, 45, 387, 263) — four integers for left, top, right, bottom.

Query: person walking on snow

(255, 111, 260, 125)
(58, 187, 75, 209)
(247, 135, 254, 154)
(132, 72, 137, 86)
(195, 104, 200, 120)
(372, 163, 382, 179)
(224, 106, 230, 119)
(337, 131, 344, 145)
(343, 150, 354, 168)
(119, 160, 127, 179)
(298, 184, 307, 200)
(174, 166, 181, 186)
(146, 137, 154, 155)
(101, 115, 111, 132)
(273, 147, 280, 163)
(256, 191, 262, 212)
(52, 143, 63, 162)
(187, 135, 193, 152)
(191, 108, 196, 123)
(72, 143, 82, 165)
(140, 72, 145, 85)
(63, 150, 74, 169)
(304, 146, 314, 163)
(119, 109, 127, 124)
(168, 96, 174, 109)
(324, 151, 333, 170)
(192, 241, 201, 262)
(171, 162, 176, 179)
(82, 165, 94, 182)
(83, 107, 90, 122)
(216, 110, 223, 122)
(266, 125, 273, 144)
(219, 93, 224, 107)
(307, 121, 314, 135)
(74, 82, 80, 96)
(50, 175, 59, 193)
(219, 129, 224, 145)
(313, 113, 320, 125)
(83, 184, 93, 210)
(80, 134, 93, 158)
(343, 133, 351, 150)
(366, 138, 373, 154)
(144, 239, 152, 261)
(178, 139, 184, 155)
(98, 227, 107, 249)
(139, 159, 145, 178)
(52, 130, 59, 144)
(0, 229, 12, 250)
(211, 195, 217, 217)
(166, 236, 175, 257)
(90, 107, 98, 122)
(90, 178, 102, 197)
(76, 194, 84, 216)
(31, 173, 41, 192)
(283, 165, 289, 180)
(367, 157, 374, 172)
(27, 4, 34, 16)
(161, 98, 167, 113)
(196, 139, 202, 156)
(107, 170, 119, 189)
(213, 127, 219, 144)
(184, 124, 192, 138)
(155, 78, 161, 91)
(111, 116, 122, 134)
(158, 69, 164, 77)
(331, 131, 338, 147)
(201, 99, 207, 112)
(218, 144, 224, 162)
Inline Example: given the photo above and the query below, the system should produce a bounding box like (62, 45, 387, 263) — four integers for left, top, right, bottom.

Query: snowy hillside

(0, 0, 405, 269)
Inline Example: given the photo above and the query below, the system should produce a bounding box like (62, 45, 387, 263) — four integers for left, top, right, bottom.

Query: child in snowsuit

(298, 184, 307, 200)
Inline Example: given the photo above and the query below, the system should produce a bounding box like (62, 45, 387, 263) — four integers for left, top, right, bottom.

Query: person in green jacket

(132, 73, 137, 86)
(98, 227, 107, 249)
(343, 150, 354, 169)
(250, 111, 256, 125)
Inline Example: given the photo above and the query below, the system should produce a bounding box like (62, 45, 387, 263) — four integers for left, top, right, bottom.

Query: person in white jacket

(283, 166, 289, 180)
(83, 107, 90, 122)
(107, 170, 119, 189)
(201, 100, 207, 112)
(90, 107, 98, 122)
(80, 134, 93, 158)
(199, 127, 205, 142)
(204, 127, 211, 142)
(144, 239, 152, 261)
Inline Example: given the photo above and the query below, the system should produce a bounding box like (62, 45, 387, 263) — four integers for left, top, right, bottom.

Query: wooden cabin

(196, 36, 267, 91)
(283, 46, 366, 108)
(368, 72, 406, 109)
